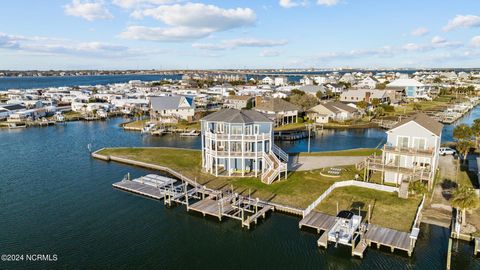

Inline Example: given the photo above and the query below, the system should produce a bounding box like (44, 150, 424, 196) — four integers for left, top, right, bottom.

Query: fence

(302, 180, 399, 217)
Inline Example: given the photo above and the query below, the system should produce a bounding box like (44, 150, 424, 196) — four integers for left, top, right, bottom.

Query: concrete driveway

(289, 155, 366, 171)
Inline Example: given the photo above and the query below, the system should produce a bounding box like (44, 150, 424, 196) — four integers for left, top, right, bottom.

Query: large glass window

(413, 138, 426, 150)
(397, 136, 409, 148)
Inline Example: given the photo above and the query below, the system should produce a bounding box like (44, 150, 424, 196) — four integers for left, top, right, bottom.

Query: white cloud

(317, 0, 340, 6)
(120, 26, 212, 41)
(471, 36, 480, 47)
(0, 32, 157, 58)
(64, 0, 113, 21)
(279, 0, 306, 8)
(122, 3, 256, 41)
(443, 15, 480, 31)
(112, 0, 178, 9)
(410, 27, 429, 37)
(431, 36, 446, 44)
(192, 38, 288, 50)
(260, 49, 281, 57)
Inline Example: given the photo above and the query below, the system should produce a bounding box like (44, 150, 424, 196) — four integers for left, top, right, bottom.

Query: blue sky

(0, 0, 479, 70)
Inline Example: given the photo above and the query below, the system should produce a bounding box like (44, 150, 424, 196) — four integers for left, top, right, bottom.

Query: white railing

(411, 195, 425, 229)
(302, 180, 399, 217)
(205, 131, 271, 141)
(272, 143, 289, 162)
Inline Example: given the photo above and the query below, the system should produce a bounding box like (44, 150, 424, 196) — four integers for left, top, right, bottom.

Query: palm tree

(471, 119, 480, 149)
(453, 124, 473, 141)
(451, 186, 480, 225)
(456, 140, 473, 164)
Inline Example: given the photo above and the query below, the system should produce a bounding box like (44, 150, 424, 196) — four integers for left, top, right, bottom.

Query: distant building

(262, 76, 274, 85)
(307, 102, 360, 123)
(386, 79, 429, 99)
(253, 98, 301, 126)
(357, 76, 379, 89)
(150, 96, 195, 122)
(200, 109, 288, 184)
(223, 95, 253, 110)
(274, 76, 289, 86)
(340, 89, 393, 104)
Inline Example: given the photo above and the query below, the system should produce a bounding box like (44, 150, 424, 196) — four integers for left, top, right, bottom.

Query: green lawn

(298, 148, 381, 157)
(122, 119, 148, 129)
(316, 186, 421, 232)
(97, 147, 357, 208)
(274, 122, 306, 131)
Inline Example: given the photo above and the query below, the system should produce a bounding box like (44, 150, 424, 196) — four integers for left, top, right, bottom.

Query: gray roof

(299, 85, 326, 94)
(254, 98, 301, 112)
(391, 113, 443, 136)
(0, 104, 26, 111)
(201, 108, 272, 124)
(150, 96, 193, 110)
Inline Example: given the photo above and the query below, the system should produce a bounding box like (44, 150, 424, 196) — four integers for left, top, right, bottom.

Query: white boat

(327, 211, 362, 246)
(54, 112, 65, 122)
(179, 130, 200, 136)
(8, 122, 26, 129)
(141, 123, 156, 133)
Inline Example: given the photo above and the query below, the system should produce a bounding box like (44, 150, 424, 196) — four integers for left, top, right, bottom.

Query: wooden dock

(364, 224, 414, 256)
(111, 173, 274, 229)
(352, 239, 368, 258)
(317, 231, 329, 248)
(113, 180, 166, 200)
(299, 211, 336, 233)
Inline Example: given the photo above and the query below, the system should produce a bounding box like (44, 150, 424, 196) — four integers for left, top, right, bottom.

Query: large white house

(368, 113, 442, 197)
(386, 79, 430, 99)
(150, 95, 195, 122)
(200, 109, 288, 184)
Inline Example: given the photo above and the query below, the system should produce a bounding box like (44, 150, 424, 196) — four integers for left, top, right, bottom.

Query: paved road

(289, 155, 366, 171)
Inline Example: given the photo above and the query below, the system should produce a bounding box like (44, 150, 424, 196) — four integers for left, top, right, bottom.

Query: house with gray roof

(200, 109, 288, 184)
(150, 95, 195, 122)
(307, 101, 361, 123)
(253, 98, 301, 126)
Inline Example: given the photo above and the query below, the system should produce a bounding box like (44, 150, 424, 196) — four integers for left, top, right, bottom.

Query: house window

(254, 125, 259, 135)
(397, 136, 409, 148)
(413, 138, 426, 150)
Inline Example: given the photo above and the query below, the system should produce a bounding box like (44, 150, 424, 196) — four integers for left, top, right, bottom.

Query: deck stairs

(261, 144, 288, 184)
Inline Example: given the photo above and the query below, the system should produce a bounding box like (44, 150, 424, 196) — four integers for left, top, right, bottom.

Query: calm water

(1, 118, 479, 270)
(0, 74, 181, 90)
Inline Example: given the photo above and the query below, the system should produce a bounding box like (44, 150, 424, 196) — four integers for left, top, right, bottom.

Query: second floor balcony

(383, 144, 435, 157)
(204, 131, 271, 141)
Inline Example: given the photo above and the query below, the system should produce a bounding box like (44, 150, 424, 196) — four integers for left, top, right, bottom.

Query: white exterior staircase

(261, 144, 288, 184)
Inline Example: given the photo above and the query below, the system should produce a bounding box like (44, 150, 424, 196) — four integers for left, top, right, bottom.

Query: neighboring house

(200, 108, 288, 184)
(274, 76, 289, 86)
(358, 76, 379, 89)
(0, 104, 26, 120)
(386, 79, 429, 99)
(340, 89, 392, 103)
(307, 101, 360, 123)
(223, 95, 253, 110)
(262, 76, 274, 85)
(299, 85, 326, 97)
(368, 113, 442, 197)
(300, 76, 314, 86)
(253, 98, 301, 126)
(325, 83, 345, 94)
(340, 73, 356, 84)
(150, 96, 195, 122)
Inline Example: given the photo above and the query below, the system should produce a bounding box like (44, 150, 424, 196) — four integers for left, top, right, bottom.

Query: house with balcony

(365, 113, 442, 198)
(200, 108, 288, 184)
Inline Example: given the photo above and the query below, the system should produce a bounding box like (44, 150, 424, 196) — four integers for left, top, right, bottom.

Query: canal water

(1, 118, 479, 269)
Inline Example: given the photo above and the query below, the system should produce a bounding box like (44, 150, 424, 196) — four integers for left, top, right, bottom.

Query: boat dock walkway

(112, 173, 274, 229)
(299, 211, 417, 258)
(299, 211, 336, 233)
(475, 237, 480, 256)
(364, 224, 414, 256)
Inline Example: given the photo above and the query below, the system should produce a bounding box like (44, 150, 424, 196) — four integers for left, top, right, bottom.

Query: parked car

(439, 147, 456, 156)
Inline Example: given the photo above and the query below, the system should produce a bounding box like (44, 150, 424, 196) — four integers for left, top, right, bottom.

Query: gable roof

(0, 104, 26, 111)
(309, 101, 358, 114)
(390, 113, 443, 136)
(386, 78, 424, 87)
(201, 108, 272, 124)
(150, 96, 193, 111)
(299, 85, 326, 94)
(254, 98, 301, 112)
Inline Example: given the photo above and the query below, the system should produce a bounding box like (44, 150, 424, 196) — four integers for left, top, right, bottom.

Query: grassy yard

(122, 119, 148, 129)
(273, 122, 306, 131)
(315, 186, 421, 232)
(97, 147, 358, 208)
(298, 148, 381, 157)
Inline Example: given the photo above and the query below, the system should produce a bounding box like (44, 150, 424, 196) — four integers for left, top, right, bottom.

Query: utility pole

(307, 123, 312, 153)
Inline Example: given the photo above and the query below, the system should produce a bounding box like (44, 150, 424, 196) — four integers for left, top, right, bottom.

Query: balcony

(204, 131, 271, 141)
(205, 148, 261, 158)
(383, 145, 435, 157)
